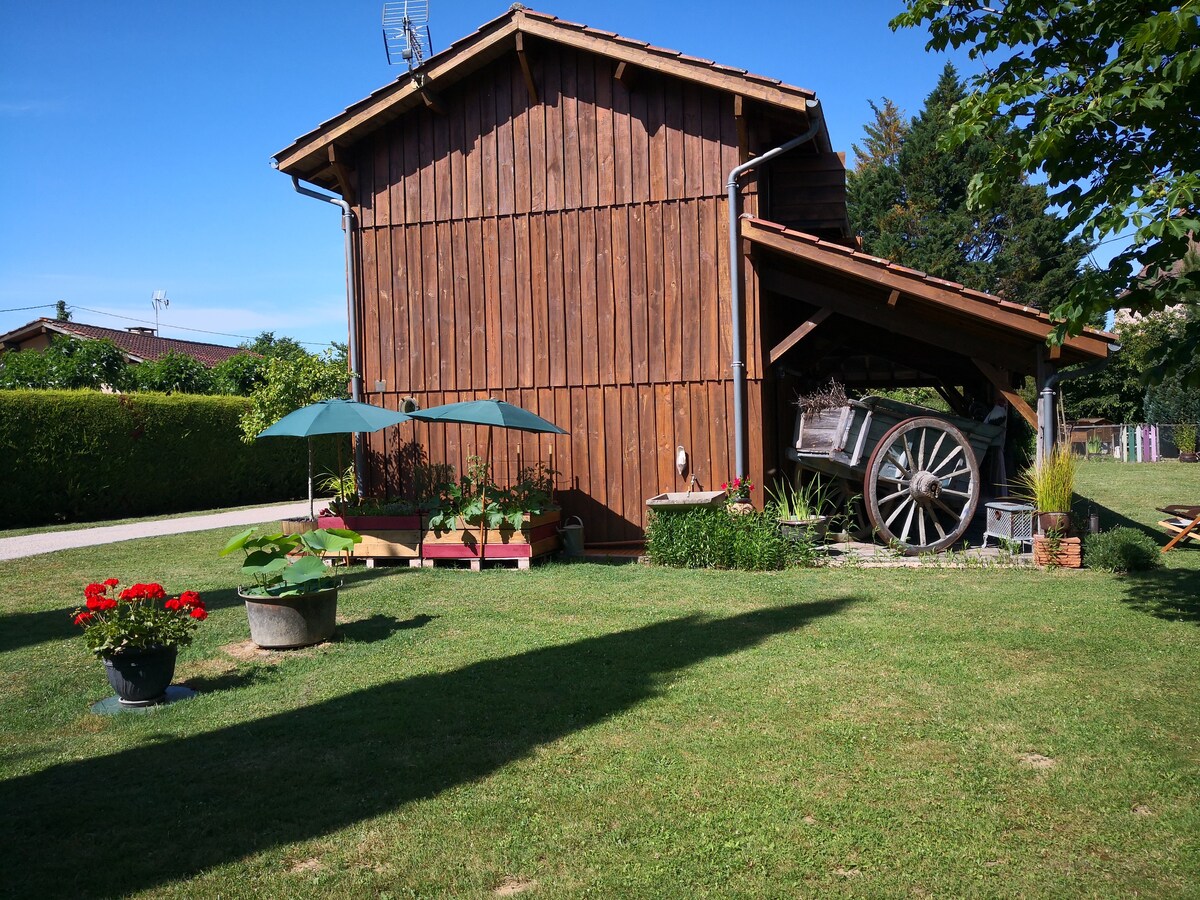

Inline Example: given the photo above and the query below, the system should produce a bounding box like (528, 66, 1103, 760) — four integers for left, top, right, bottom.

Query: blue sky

(0, 1, 978, 350)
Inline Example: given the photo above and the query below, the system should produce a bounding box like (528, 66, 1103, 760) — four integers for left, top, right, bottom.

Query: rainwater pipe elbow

(290, 175, 365, 494)
(726, 99, 823, 479)
(1036, 345, 1118, 466)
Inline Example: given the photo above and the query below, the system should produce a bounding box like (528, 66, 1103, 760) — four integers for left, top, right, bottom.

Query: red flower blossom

(85, 582, 106, 598)
(85, 596, 101, 610)
(104, 578, 119, 587)
(189, 607, 208, 621)
(179, 590, 201, 607)
(73, 612, 94, 626)
(146, 583, 166, 600)
(164, 598, 181, 611)
(98, 598, 118, 611)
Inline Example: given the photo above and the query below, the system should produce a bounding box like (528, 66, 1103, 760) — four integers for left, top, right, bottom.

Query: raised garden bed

(318, 514, 421, 560)
(420, 510, 560, 568)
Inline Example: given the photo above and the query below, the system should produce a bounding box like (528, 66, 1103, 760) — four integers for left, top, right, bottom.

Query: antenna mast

(151, 289, 169, 335)
(382, 1, 432, 71)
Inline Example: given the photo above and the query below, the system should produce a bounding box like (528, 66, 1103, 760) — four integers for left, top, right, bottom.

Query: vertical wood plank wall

(351, 44, 770, 542)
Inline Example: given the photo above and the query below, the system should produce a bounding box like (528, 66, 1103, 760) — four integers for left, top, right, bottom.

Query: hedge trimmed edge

(0, 390, 341, 526)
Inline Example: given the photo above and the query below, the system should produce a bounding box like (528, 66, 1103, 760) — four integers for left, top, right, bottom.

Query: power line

(0, 304, 56, 313)
(66, 305, 335, 348)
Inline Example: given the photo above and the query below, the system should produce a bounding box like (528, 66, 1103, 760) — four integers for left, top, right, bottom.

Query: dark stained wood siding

(350, 43, 785, 542)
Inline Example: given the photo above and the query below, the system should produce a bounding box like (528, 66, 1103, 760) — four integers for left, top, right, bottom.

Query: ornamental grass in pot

(767, 475, 833, 541)
(1018, 445, 1077, 537)
(219, 527, 361, 649)
(71, 579, 208, 706)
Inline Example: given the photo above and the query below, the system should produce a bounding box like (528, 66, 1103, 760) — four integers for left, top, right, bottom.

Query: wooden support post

(768, 307, 832, 364)
(515, 32, 538, 104)
(327, 145, 356, 205)
(974, 359, 1037, 429)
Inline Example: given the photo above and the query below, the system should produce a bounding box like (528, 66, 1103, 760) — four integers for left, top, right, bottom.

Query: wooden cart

(785, 396, 1004, 555)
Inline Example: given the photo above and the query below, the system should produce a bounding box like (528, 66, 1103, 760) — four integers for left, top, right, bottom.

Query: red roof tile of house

(0, 318, 247, 367)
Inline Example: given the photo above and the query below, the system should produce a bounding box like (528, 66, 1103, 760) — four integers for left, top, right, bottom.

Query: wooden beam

(733, 95, 749, 164)
(935, 383, 972, 418)
(613, 60, 637, 90)
(974, 359, 1037, 429)
(327, 145, 356, 205)
(887, 289, 900, 307)
(515, 32, 538, 103)
(769, 307, 832, 364)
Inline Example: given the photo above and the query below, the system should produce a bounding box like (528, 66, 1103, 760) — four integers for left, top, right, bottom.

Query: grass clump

(1085, 527, 1163, 573)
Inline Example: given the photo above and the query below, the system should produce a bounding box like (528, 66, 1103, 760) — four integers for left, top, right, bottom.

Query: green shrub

(1083, 527, 1162, 573)
(645, 507, 819, 570)
(0, 389, 341, 526)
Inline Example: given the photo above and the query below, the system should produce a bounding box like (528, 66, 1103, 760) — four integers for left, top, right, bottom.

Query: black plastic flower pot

(103, 645, 178, 707)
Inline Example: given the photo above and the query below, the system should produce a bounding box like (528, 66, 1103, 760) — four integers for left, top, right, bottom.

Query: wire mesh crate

(983, 500, 1034, 549)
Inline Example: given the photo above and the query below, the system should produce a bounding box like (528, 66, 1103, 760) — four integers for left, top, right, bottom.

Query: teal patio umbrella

(407, 399, 568, 551)
(258, 399, 411, 519)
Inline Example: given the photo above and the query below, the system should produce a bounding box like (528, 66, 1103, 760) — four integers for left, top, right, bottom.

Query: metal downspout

(726, 99, 823, 479)
(290, 176, 365, 494)
(1036, 349, 1118, 466)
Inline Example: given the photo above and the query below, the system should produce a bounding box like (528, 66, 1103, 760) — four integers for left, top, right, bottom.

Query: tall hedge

(0, 390, 342, 526)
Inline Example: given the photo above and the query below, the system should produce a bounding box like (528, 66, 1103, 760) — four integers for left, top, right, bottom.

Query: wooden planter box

(318, 514, 422, 560)
(420, 510, 561, 563)
(1033, 535, 1082, 568)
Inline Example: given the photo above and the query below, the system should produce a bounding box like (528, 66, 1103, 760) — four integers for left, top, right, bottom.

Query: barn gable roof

(0, 318, 247, 367)
(273, 7, 828, 188)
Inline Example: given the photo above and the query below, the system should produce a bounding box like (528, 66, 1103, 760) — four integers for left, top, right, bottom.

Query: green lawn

(1, 461, 1197, 898)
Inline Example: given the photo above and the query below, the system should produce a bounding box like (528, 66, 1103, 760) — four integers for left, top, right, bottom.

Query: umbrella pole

(481, 426, 493, 559)
(308, 437, 315, 521)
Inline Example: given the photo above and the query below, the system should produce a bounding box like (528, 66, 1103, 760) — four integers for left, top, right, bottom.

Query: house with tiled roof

(0, 318, 246, 368)
(273, 7, 1113, 544)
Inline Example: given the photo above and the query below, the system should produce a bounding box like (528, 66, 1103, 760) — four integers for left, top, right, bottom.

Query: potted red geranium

(71, 579, 207, 707)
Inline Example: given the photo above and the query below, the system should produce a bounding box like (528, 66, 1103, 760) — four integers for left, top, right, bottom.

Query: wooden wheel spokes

(864, 417, 983, 555)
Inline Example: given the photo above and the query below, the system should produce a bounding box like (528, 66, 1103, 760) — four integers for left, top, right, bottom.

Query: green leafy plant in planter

(1175, 424, 1198, 462)
(219, 527, 361, 649)
(317, 464, 356, 515)
(767, 475, 833, 541)
(425, 457, 559, 533)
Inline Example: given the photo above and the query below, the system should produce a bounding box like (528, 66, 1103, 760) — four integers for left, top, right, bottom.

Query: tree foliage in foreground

(892, 1, 1200, 381)
(848, 65, 1089, 311)
(238, 351, 350, 443)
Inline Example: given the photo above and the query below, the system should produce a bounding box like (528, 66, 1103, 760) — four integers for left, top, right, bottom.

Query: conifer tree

(847, 64, 1089, 311)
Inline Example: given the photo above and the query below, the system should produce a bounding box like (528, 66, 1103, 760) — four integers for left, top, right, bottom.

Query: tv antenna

(382, 1, 432, 71)
(151, 289, 169, 335)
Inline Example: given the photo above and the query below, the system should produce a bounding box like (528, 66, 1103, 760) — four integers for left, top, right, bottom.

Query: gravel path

(0, 501, 316, 561)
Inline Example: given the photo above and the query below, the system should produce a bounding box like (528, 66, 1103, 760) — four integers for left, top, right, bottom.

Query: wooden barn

(273, 7, 1111, 545)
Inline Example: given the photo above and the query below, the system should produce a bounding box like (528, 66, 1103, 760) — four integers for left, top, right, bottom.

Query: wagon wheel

(864, 416, 982, 555)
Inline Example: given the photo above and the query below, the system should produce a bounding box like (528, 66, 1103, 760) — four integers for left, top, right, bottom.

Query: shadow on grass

(339, 613, 436, 643)
(181, 665, 281, 694)
(1117, 566, 1200, 625)
(1, 598, 856, 896)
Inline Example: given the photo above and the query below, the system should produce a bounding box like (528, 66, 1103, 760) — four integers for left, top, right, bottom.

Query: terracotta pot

(1036, 511, 1071, 536)
(1180, 452, 1198, 463)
